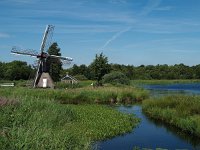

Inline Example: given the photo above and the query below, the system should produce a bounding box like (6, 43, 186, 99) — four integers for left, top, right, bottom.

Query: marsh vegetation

(143, 95, 200, 137)
(0, 85, 149, 104)
(0, 86, 143, 149)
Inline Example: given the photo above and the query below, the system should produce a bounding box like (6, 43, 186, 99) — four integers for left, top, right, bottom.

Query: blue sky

(0, 0, 200, 66)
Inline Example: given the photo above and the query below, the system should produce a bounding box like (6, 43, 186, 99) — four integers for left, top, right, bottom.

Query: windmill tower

(11, 25, 73, 88)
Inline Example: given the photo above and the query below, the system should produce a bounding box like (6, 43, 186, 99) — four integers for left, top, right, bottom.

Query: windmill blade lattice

(11, 46, 39, 57)
(40, 25, 54, 53)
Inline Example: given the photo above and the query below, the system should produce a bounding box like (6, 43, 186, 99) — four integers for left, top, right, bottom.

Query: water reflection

(144, 112, 200, 148)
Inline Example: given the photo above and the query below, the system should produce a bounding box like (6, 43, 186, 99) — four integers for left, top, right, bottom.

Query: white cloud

(100, 27, 132, 49)
(171, 49, 199, 53)
(0, 33, 10, 38)
(109, 0, 127, 4)
(0, 45, 10, 49)
(9, 0, 37, 4)
(155, 6, 173, 11)
(125, 38, 200, 53)
(55, 24, 124, 34)
(139, 0, 161, 16)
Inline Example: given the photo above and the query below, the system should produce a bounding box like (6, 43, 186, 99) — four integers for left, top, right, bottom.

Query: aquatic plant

(0, 94, 139, 149)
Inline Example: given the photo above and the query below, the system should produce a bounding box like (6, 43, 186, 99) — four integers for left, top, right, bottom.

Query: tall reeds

(143, 95, 200, 137)
(0, 86, 149, 104)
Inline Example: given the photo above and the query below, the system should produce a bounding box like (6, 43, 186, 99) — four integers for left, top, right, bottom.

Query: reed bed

(0, 86, 149, 104)
(142, 95, 200, 137)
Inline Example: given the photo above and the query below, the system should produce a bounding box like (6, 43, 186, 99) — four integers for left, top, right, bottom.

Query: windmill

(11, 25, 73, 88)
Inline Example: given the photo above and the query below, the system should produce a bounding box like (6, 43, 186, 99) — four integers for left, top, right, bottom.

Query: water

(97, 83, 200, 150)
(144, 83, 200, 97)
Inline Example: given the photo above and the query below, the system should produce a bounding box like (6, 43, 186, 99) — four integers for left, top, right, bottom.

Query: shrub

(102, 71, 130, 85)
(74, 75, 88, 81)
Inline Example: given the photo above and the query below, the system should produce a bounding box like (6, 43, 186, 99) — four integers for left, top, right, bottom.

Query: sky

(0, 0, 200, 66)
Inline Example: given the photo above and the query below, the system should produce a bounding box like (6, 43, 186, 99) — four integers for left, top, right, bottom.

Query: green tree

(89, 53, 110, 85)
(71, 64, 80, 75)
(47, 42, 62, 82)
(193, 65, 200, 79)
(0, 62, 5, 79)
(4, 61, 32, 80)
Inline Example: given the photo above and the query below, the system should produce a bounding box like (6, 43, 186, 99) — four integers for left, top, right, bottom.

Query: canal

(97, 83, 200, 150)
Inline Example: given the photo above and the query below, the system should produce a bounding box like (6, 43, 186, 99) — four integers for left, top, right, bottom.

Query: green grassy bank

(0, 86, 149, 104)
(142, 95, 200, 137)
(0, 87, 141, 149)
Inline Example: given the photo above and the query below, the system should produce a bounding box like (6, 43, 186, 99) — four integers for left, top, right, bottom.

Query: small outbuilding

(61, 73, 78, 84)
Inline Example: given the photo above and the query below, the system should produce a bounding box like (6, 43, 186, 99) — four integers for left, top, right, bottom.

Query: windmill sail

(40, 25, 54, 53)
(49, 55, 73, 62)
(11, 47, 39, 57)
(11, 25, 73, 89)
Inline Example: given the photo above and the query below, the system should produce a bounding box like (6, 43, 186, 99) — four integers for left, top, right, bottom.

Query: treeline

(1, 60, 200, 81)
(0, 61, 33, 80)
(67, 63, 200, 80)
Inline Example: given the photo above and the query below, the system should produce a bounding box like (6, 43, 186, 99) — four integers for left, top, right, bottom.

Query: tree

(4, 61, 32, 80)
(89, 53, 110, 85)
(71, 64, 80, 75)
(47, 42, 62, 82)
(0, 62, 5, 79)
(193, 65, 200, 79)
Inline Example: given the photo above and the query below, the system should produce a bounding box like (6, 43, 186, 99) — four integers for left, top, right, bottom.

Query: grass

(0, 86, 149, 104)
(2, 79, 200, 87)
(0, 80, 94, 88)
(55, 80, 93, 89)
(142, 95, 200, 137)
(131, 79, 200, 85)
(0, 87, 141, 149)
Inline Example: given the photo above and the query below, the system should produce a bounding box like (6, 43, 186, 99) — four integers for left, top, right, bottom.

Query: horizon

(2, 59, 200, 68)
(0, 0, 200, 66)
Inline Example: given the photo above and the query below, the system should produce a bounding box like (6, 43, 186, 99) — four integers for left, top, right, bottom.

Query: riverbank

(0, 87, 142, 149)
(142, 95, 200, 137)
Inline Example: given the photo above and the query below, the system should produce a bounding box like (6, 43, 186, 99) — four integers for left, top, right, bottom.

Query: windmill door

(43, 78, 47, 88)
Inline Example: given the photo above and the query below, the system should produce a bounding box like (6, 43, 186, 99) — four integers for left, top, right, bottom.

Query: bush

(74, 75, 87, 81)
(102, 71, 130, 85)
